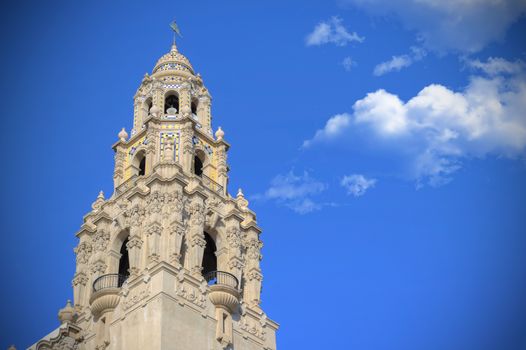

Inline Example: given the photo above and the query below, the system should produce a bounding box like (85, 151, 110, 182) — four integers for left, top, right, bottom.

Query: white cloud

(343, 0, 526, 53)
(467, 57, 525, 76)
(373, 47, 427, 76)
(341, 174, 377, 196)
(302, 113, 351, 148)
(257, 171, 328, 214)
(342, 56, 357, 71)
(306, 16, 364, 47)
(303, 57, 526, 186)
(374, 55, 412, 76)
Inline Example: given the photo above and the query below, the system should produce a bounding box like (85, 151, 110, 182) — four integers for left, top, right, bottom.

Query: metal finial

(170, 20, 182, 47)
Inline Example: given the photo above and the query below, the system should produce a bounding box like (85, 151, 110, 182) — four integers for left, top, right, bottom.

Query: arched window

(132, 151, 146, 177)
(194, 155, 203, 177)
(118, 237, 130, 286)
(191, 99, 198, 116)
(202, 232, 217, 277)
(141, 97, 152, 121)
(165, 93, 179, 114)
(146, 99, 153, 113)
(139, 156, 146, 176)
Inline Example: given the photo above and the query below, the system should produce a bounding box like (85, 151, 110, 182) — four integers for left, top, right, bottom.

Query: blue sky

(1, 1, 525, 349)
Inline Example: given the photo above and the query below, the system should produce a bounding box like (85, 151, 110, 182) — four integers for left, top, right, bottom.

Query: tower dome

(152, 43, 194, 76)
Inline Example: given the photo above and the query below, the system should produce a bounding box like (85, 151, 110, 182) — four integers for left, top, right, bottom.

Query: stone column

(145, 129, 157, 174)
(162, 190, 184, 266)
(179, 82, 191, 118)
(152, 82, 164, 115)
(126, 204, 145, 276)
(132, 96, 140, 132)
(197, 93, 211, 131)
(225, 217, 244, 284)
(186, 195, 206, 276)
(216, 144, 228, 195)
(72, 272, 88, 308)
(180, 121, 194, 173)
(113, 145, 126, 189)
(126, 234, 143, 276)
(146, 223, 162, 264)
(243, 227, 263, 307)
(138, 99, 149, 127)
(167, 222, 184, 266)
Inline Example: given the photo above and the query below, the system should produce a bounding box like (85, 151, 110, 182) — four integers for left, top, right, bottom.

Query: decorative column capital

(126, 235, 143, 249)
(72, 272, 89, 287)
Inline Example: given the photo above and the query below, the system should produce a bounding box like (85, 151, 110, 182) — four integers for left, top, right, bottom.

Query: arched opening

(118, 237, 130, 286)
(202, 232, 217, 277)
(141, 97, 153, 121)
(138, 156, 146, 176)
(164, 93, 179, 114)
(132, 150, 146, 177)
(194, 155, 203, 176)
(191, 99, 198, 116)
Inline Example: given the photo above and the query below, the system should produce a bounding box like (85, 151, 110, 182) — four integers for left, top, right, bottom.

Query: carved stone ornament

(74, 242, 92, 265)
(72, 272, 88, 287)
(123, 285, 151, 311)
(126, 235, 143, 249)
(146, 191, 164, 214)
(35, 323, 82, 350)
(177, 282, 206, 308)
(163, 190, 183, 217)
(226, 226, 242, 248)
(91, 191, 105, 212)
(240, 316, 266, 341)
(190, 235, 206, 248)
(187, 201, 204, 226)
(90, 261, 107, 275)
(247, 270, 263, 282)
(169, 223, 185, 236)
(245, 238, 263, 260)
(126, 205, 145, 227)
(92, 229, 110, 252)
(228, 257, 245, 270)
(146, 223, 162, 236)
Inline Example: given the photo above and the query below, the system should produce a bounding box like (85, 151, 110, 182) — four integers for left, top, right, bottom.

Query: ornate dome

(152, 43, 194, 75)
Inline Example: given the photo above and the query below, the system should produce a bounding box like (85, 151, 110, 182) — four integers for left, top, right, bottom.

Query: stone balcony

(204, 271, 240, 313)
(89, 274, 128, 317)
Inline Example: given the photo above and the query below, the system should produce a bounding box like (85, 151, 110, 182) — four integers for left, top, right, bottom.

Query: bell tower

(29, 31, 278, 350)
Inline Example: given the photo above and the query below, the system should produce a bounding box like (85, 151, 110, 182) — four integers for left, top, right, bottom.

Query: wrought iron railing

(201, 174, 224, 194)
(204, 270, 238, 290)
(93, 274, 128, 292)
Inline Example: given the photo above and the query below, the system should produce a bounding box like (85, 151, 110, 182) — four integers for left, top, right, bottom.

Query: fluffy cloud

(373, 47, 427, 76)
(257, 171, 328, 214)
(303, 57, 526, 186)
(302, 113, 352, 148)
(343, 0, 526, 53)
(306, 16, 364, 47)
(342, 56, 357, 71)
(341, 175, 377, 196)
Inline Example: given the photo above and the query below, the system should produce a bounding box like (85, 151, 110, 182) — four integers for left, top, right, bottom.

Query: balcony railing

(201, 174, 224, 194)
(204, 270, 239, 290)
(93, 274, 128, 292)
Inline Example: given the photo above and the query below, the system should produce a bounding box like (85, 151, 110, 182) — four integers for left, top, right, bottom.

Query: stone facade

(28, 38, 278, 350)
